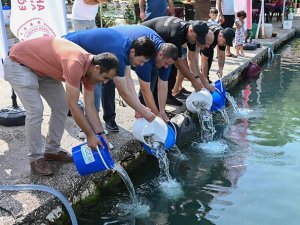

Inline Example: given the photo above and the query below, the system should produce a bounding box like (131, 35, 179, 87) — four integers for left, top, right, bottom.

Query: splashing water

(171, 145, 188, 161)
(225, 92, 238, 112)
(117, 198, 151, 219)
(159, 177, 184, 200)
(197, 105, 216, 142)
(144, 135, 183, 199)
(218, 108, 230, 124)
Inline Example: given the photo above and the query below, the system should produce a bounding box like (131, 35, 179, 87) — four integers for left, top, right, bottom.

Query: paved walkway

(0, 18, 299, 224)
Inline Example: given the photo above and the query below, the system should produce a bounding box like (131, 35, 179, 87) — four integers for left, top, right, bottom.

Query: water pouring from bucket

(132, 117, 177, 155)
(72, 135, 139, 204)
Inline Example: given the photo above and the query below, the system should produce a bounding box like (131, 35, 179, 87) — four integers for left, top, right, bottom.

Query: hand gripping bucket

(143, 121, 177, 155)
(132, 117, 176, 156)
(72, 135, 115, 176)
(186, 88, 213, 113)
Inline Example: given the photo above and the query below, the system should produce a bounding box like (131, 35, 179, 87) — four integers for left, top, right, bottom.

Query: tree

(194, 0, 210, 20)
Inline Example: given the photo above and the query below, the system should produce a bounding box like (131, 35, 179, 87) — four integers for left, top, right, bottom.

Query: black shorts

(221, 15, 235, 29)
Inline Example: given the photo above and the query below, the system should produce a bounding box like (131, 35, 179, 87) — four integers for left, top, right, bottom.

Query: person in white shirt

(72, 0, 106, 31)
(217, 0, 236, 57)
(208, 8, 219, 25)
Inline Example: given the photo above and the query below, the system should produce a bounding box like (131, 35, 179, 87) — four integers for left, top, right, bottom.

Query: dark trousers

(101, 79, 116, 123)
(167, 64, 178, 97)
(138, 67, 159, 107)
(220, 15, 235, 29)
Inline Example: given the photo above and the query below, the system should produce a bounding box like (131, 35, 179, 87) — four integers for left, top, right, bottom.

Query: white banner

(10, 0, 68, 41)
(0, 3, 9, 79)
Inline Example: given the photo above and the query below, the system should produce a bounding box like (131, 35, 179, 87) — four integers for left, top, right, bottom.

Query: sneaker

(78, 130, 86, 139)
(166, 95, 183, 106)
(109, 142, 114, 149)
(30, 158, 53, 176)
(105, 121, 119, 132)
(179, 88, 192, 95)
(174, 92, 188, 100)
(44, 150, 73, 163)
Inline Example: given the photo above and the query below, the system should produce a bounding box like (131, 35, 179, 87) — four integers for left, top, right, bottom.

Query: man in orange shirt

(3, 37, 119, 176)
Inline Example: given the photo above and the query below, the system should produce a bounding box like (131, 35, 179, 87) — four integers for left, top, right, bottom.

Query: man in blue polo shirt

(64, 28, 156, 132)
(110, 25, 178, 122)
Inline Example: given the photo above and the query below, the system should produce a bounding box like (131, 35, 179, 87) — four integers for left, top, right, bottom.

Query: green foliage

(1, 0, 11, 6)
(124, 5, 136, 24)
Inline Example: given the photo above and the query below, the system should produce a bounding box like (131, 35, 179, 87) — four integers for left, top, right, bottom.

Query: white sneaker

(78, 130, 86, 139)
(109, 142, 114, 149)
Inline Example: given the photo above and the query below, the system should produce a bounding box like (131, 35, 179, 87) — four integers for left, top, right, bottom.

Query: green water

(72, 39, 300, 225)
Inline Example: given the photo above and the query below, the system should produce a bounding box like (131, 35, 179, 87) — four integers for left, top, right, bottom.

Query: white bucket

(283, 20, 293, 30)
(260, 23, 273, 38)
(288, 13, 294, 20)
(2, 6, 11, 25)
(132, 117, 168, 146)
(186, 88, 213, 113)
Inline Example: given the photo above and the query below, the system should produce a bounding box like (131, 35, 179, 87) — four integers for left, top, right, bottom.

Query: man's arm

(139, 0, 146, 20)
(139, 79, 160, 116)
(174, 58, 202, 92)
(65, 83, 101, 150)
(157, 78, 169, 122)
(187, 48, 201, 79)
(217, 0, 224, 24)
(114, 66, 155, 122)
(84, 0, 106, 5)
(217, 48, 225, 77)
(168, 0, 175, 17)
(200, 53, 215, 92)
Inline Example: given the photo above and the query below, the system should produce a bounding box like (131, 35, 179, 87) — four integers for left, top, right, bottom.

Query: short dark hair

(131, 36, 156, 59)
(160, 43, 178, 61)
(92, 52, 119, 74)
(237, 10, 247, 18)
(210, 8, 218, 14)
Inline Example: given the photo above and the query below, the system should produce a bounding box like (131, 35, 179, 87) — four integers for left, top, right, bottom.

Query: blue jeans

(72, 19, 97, 31)
(94, 83, 102, 112)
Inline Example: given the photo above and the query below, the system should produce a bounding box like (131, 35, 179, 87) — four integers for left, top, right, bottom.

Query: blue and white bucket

(210, 80, 226, 112)
(72, 135, 115, 176)
(143, 121, 177, 155)
(132, 117, 177, 156)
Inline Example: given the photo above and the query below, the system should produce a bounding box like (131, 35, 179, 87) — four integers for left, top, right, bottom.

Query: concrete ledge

(0, 21, 298, 224)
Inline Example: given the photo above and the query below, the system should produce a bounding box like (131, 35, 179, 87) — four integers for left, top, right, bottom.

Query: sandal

(226, 53, 237, 58)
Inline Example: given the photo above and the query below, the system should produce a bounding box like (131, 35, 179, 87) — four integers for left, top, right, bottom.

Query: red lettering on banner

(19, 5, 26, 10)
(37, 4, 45, 11)
(18, 0, 26, 4)
(31, 4, 36, 10)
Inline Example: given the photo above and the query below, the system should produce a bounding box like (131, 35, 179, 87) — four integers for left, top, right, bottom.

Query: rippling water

(72, 39, 300, 225)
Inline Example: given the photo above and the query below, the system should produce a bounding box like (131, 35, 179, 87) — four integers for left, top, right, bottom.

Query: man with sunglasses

(3, 37, 119, 176)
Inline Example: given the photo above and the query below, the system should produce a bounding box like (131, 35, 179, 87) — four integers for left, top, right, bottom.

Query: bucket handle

(167, 121, 177, 140)
(96, 146, 110, 170)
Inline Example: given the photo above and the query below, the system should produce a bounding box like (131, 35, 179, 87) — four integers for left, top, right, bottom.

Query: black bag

(170, 113, 196, 145)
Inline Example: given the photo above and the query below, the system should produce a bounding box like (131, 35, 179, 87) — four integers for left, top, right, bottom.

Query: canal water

(71, 39, 300, 225)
